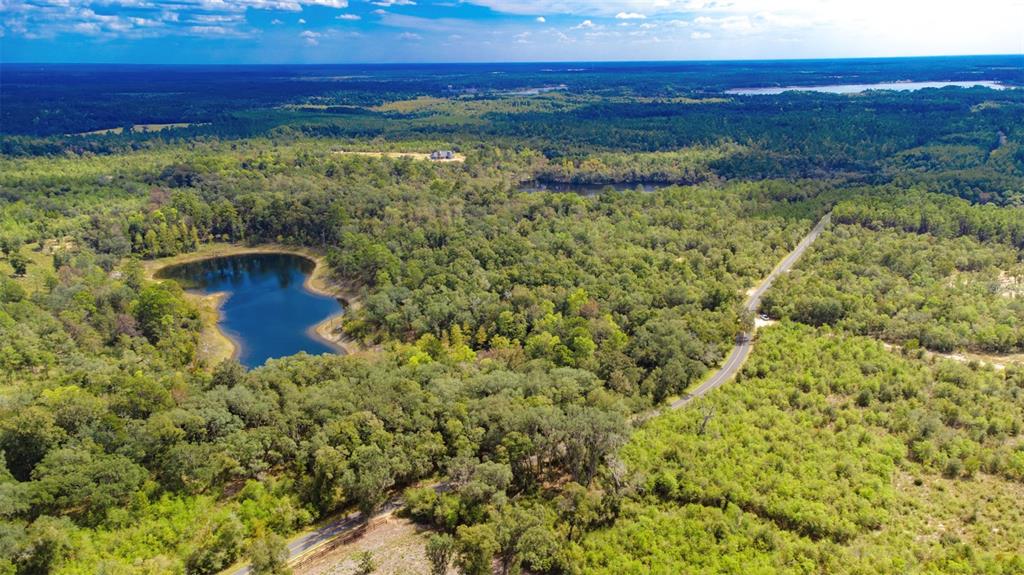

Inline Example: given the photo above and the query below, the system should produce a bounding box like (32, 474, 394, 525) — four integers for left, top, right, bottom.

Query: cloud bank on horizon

(1, 0, 1022, 63)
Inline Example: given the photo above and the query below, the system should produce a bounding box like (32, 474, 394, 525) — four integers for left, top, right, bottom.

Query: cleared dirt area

(332, 150, 466, 163)
(293, 517, 454, 575)
(997, 270, 1022, 298)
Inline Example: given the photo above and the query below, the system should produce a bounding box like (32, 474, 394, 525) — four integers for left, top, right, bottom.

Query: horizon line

(3, 53, 1023, 67)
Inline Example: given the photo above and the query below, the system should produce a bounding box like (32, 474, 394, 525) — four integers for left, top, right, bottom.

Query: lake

(519, 181, 665, 196)
(726, 80, 1008, 95)
(156, 253, 344, 368)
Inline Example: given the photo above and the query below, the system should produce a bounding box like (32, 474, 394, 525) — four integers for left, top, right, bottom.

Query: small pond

(156, 253, 344, 368)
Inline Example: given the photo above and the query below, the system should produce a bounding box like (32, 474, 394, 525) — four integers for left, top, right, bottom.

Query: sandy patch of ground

(332, 150, 466, 163)
(754, 317, 778, 330)
(293, 517, 454, 575)
(880, 341, 1020, 371)
(945, 351, 1024, 370)
(997, 270, 1022, 298)
(190, 291, 236, 366)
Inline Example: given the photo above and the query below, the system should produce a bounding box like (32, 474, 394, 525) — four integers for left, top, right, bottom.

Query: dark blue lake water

(726, 80, 1007, 95)
(156, 253, 343, 368)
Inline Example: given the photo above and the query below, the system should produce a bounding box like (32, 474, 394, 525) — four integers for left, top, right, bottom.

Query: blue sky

(2, 1, 1023, 64)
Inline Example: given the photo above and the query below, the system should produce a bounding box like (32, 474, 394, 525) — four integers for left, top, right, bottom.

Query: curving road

(224, 212, 831, 574)
(669, 211, 831, 410)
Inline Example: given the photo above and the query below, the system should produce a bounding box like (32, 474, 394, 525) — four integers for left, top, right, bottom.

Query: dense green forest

(0, 142, 821, 573)
(2, 60, 1024, 574)
(764, 224, 1024, 353)
(578, 323, 1024, 574)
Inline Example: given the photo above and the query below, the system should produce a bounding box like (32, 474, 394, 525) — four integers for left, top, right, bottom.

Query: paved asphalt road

(670, 211, 831, 410)
(226, 212, 832, 574)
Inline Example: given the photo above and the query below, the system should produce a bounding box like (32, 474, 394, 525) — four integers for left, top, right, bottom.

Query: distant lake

(156, 253, 343, 368)
(519, 181, 665, 196)
(726, 80, 1008, 95)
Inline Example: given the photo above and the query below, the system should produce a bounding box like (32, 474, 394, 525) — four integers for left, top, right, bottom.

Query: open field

(70, 122, 203, 136)
(0, 242, 56, 295)
(370, 93, 585, 116)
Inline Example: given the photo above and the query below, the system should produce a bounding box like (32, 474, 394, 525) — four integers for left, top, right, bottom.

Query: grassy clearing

(71, 122, 202, 136)
(371, 93, 583, 116)
(1, 242, 57, 294)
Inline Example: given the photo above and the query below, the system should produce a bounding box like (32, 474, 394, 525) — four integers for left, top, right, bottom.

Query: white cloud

(461, 0, 1024, 57)
(336, 13, 360, 20)
(300, 29, 321, 44)
(463, 1, 700, 17)
(128, 16, 162, 27)
(690, 30, 710, 39)
(377, 13, 474, 32)
(5, 0, 1023, 60)
(298, 17, 306, 23)
(188, 25, 245, 37)
(0, 0, 358, 43)
(191, 14, 243, 23)
(693, 15, 754, 33)
(72, 21, 101, 34)
(398, 31, 422, 40)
